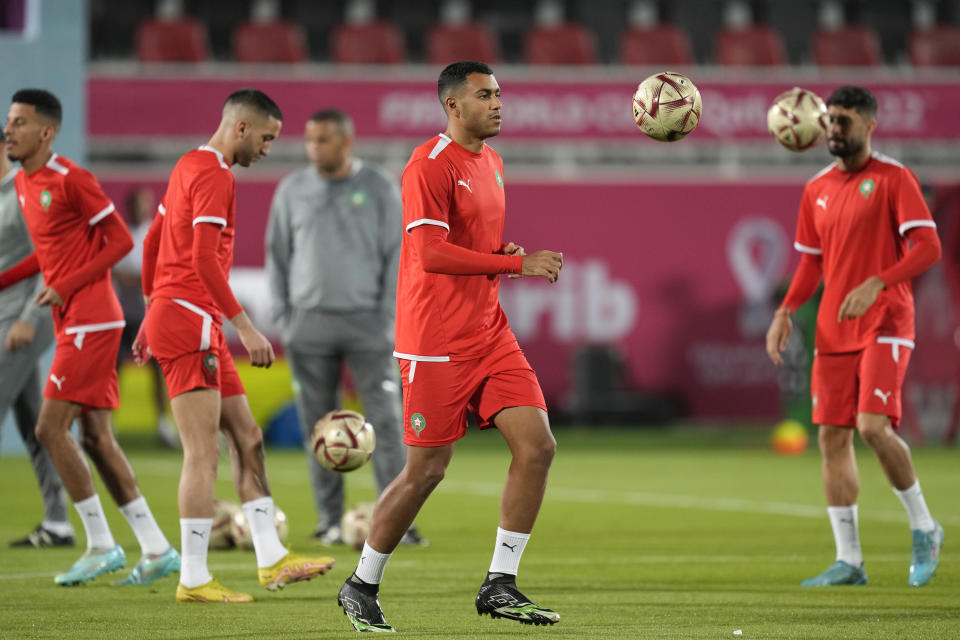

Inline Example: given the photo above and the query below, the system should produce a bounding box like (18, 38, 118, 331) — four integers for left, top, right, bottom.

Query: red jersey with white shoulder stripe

(14, 153, 124, 332)
(395, 134, 512, 361)
(794, 151, 936, 354)
(151, 146, 236, 320)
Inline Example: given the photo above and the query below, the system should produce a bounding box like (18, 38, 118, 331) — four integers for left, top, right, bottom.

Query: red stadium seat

(523, 23, 598, 65)
(619, 24, 694, 66)
(812, 25, 881, 66)
(331, 21, 406, 64)
(233, 20, 308, 63)
(136, 17, 210, 62)
(908, 25, 960, 66)
(426, 22, 499, 64)
(713, 25, 786, 66)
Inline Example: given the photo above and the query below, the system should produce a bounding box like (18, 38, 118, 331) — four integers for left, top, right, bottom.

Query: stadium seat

(619, 24, 694, 66)
(713, 25, 786, 66)
(232, 20, 308, 63)
(908, 25, 960, 66)
(426, 22, 499, 64)
(523, 22, 598, 65)
(331, 21, 406, 64)
(136, 17, 210, 62)
(811, 25, 882, 66)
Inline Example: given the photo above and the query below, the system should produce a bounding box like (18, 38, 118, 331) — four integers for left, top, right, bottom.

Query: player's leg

(800, 352, 868, 587)
(345, 348, 426, 545)
(339, 443, 453, 632)
(218, 347, 334, 591)
(857, 341, 942, 586)
(1, 315, 74, 547)
(286, 343, 345, 541)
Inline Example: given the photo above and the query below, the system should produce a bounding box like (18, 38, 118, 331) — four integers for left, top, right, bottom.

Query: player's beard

(828, 136, 863, 158)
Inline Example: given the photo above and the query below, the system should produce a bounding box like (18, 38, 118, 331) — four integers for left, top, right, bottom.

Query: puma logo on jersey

(19, 195, 26, 208)
(456, 179, 472, 193)
(49, 374, 66, 391)
(873, 388, 892, 405)
(816, 195, 829, 210)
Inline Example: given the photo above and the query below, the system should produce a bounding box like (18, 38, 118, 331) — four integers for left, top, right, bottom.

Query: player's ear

(444, 95, 460, 118)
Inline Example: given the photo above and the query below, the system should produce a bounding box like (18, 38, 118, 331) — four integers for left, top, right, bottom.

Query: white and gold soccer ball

(340, 502, 375, 551)
(311, 409, 376, 473)
(632, 71, 703, 142)
(210, 499, 242, 550)
(767, 87, 828, 152)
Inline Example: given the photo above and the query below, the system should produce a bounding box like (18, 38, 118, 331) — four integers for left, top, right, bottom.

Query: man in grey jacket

(0, 132, 73, 548)
(267, 109, 423, 545)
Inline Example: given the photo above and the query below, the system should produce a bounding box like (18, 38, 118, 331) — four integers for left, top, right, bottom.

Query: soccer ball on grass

(340, 502, 375, 551)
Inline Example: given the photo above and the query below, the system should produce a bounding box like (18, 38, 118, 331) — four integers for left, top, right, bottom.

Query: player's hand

(132, 318, 152, 366)
(5, 320, 35, 351)
(236, 323, 275, 368)
(837, 276, 885, 322)
(765, 308, 793, 366)
(34, 286, 63, 306)
(521, 250, 563, 283)
(501, 242, 527, 279)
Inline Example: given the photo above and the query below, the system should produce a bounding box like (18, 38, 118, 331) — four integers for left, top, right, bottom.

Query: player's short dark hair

(11, 88, 62, 129)
(224, 88, 283, 121)
(826, 86, 878, 120)
(308, 108, 354, 137)
(438, 61, 495, 102)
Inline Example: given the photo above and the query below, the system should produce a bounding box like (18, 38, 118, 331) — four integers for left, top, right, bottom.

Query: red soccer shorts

(46, 326, 122, 409)
(145, 298, 245, 400)
(398, 337, 547, 447)
(811, 338, 913, 428)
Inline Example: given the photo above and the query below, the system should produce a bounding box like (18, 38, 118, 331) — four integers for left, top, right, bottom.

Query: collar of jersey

(198, 145, 231, 169)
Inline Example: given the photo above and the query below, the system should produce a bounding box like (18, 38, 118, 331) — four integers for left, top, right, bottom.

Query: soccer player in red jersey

(2, 89, 179, 586)
(766, 86, 943, 587)
(136, 89, 333, 603)
(337, 61, 564, 632)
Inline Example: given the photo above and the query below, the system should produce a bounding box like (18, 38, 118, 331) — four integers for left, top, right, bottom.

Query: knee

(857, 415, 891, 447)
(517, 433, 557, 469)
(79, 427, 109, 455)
(34, 421, 57, 448)
(817, 426, 851, 457)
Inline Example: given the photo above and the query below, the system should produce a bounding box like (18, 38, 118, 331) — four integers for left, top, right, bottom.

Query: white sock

(242, 497, 287, 568)
(488, 527, 531, 576)
(74, 494, 115, 551)
(42, 519, 74, 537)
(354, 542, 392, 585)
(827, 505, 863, 567)
(893, 481, 935, 532)
(120, 496, 170, 555)
(180, 518, 213, 588)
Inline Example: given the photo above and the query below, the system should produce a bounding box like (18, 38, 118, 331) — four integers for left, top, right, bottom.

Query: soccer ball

(340, 502, 375, 551)
(210, 499, 242, 550)
(311, 409, 376, 472)
(771, 419, 809, 455)
(230, 505, 290, 550)
(767, 87, 828, 152)
(632, 71, 703, 142)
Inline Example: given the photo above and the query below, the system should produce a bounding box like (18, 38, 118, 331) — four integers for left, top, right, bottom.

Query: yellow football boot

(258, 551, 335, 591)
(176, 577, 254, 603)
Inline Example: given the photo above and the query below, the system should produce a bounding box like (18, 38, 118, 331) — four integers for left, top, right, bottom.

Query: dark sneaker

(9, 524, 75, 548)
(476, 573, 559, 626)
(398, 526, 428, 547)
(338, 574, 395, 633)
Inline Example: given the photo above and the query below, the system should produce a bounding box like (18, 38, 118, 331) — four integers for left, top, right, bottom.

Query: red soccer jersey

(14, 153, 124, 331)
(795, 151, 937, 354)
(151, 146, 236, 319)
(395, 134, 514, 360)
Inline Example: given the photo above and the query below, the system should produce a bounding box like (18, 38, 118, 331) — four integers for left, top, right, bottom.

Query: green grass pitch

(0, 427, 957, 639)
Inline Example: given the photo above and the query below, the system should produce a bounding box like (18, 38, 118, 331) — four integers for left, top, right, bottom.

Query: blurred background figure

(266, 109, 423, 546)
(113, 186, 176, 448)
(0, 132, 73, 548)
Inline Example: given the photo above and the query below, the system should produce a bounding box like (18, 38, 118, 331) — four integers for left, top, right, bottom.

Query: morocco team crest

(202, 352, 218, 384)
(410, 413, 426, 437)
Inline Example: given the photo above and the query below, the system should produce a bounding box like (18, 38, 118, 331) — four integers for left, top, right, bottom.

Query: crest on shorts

(203, 352, 218, 376)
(859, 179, 875, 199)
(410, 413, 426, 437)
(40, 189, 52, 210)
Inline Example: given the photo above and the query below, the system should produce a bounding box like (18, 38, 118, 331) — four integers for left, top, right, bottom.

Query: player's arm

(264, 181, 292, 328)
(766, 252, 823, 366)
(132, 202, 165, 365)
(0, 252, 46, 351)
(0, 251, 40, 290)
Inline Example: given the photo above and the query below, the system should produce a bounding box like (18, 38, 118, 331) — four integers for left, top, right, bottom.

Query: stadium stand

(426, 1, 499, 64)
(619, 1, 693, 65)
(136, 15, 210, 62)
(330, 0, 406, 63)
(233, 18, 308, 63)
(713, 0, 786, 66)
(810, 1, 882, 66)
(523, 0, 597, 65)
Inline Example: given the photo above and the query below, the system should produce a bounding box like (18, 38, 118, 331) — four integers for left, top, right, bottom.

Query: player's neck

(835, 143, 872, 172)
(444, 128, 485, 154)
(203, 135, 234, 166)
(20, 148, 53, 175)
(317, 157, 353, 180)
